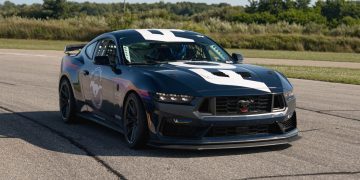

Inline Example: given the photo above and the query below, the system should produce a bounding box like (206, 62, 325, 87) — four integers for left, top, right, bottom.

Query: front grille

(205, 124, 281, 137)
(215, 95, 272, 115)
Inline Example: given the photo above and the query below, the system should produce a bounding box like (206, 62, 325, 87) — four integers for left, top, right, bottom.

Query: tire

(123, 93, 148, 149)
(59, 79, 77, 123)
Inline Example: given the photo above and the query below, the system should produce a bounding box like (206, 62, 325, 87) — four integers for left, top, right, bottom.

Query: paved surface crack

(0, 105, 127, 180)
(0, 81, 16, 86)
(298, 107, 360, 122)
(239, 171, 360, 179)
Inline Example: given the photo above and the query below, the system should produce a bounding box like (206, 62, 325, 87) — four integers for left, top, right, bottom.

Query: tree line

(0, 0, 359, 52)
(0, 0, 359, 27)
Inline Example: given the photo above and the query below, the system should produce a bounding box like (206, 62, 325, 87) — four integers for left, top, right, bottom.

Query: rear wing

(64, 44, 87, 55)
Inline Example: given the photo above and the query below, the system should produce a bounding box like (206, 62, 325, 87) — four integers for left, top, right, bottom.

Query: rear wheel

(123, 93, 148, 149)
(59, 79, 77, 123)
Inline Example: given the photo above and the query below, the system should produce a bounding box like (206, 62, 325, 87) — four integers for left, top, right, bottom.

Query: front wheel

(59, 79, 77, 123)
(123, 93, 148, 149)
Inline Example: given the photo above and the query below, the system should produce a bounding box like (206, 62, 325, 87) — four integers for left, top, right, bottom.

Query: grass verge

(261, 64, 360, 85)
(0, 38, 359, 63)
(0, 38, 85, 51)
(229, 49, 360, 63)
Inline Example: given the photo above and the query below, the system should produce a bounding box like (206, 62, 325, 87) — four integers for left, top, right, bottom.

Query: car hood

(133, 61, 292, 96)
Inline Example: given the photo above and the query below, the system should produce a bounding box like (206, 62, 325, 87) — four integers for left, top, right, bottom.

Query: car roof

(102, 29, 202, 39)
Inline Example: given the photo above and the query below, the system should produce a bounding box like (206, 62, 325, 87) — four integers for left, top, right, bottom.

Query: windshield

(122, 41, 232, 64)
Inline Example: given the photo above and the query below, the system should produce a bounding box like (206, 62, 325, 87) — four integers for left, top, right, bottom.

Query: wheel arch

(123, 90, 141, 111)
(59, 74, 75, 92)
(122, 90, 150, 117)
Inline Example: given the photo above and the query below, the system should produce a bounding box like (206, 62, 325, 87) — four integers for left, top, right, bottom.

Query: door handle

(82, 70, 89, 76)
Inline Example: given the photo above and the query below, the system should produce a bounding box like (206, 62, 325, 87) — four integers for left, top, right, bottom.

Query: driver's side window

(95, 39, 118, 66)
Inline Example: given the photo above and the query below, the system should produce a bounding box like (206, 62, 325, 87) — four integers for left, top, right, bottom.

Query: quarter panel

(60, 55, 84, 102)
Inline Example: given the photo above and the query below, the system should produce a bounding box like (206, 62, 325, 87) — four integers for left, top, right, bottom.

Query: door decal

(90, 67, 103, 109)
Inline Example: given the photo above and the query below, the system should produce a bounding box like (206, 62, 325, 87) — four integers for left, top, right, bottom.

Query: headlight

(284, 89, 295, 100)
(156, 93, 193, 104)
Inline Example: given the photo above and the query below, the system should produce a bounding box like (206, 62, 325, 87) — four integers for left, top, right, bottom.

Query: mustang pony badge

(238, 99, 254, 113)
(90, 67, 103, 109)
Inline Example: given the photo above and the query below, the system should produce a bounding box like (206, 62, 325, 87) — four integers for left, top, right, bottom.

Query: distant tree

(246, 0, 259, 13)
(42, 0, 68, 19)
(340, 0, 360, 19)
(295, 0, 311, 10)
(284, 0, 296, 10)
(321, 0, 343, 21)
(257, 0, 286, 14)
(0, 1, 19, 17)
(18, 3, 44, 18)
(313, 0, 325, 13)
(246, 0, 296, 14)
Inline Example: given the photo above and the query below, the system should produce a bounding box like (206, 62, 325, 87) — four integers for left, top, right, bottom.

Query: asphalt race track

(0, 49, 359, 180)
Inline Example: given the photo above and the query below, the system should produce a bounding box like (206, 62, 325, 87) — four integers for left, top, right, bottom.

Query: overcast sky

(2, 0, 252, 6)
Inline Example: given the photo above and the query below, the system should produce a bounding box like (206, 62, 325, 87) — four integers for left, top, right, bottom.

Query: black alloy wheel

(123, 93, 148, 148)
(59, 79, 77, 123)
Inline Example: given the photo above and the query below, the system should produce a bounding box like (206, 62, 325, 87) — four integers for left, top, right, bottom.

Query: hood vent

(210, 71, 252, 78)
(185, 62, 218, 66)
(237, 72, 252, 79)
(211, 71, 229, 77)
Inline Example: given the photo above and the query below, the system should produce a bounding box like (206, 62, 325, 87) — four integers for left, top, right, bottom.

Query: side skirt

(77, 112, 124, 134)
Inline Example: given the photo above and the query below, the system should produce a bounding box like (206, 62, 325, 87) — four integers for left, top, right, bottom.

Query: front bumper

(149, 129, 299, 150)
(146, 96, 298, 150)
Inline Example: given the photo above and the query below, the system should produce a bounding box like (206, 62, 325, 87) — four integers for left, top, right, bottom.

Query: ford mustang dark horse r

(59, 29, 298, 149)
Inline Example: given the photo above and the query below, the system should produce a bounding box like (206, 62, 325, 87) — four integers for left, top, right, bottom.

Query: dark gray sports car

(59, 29, 299, 149)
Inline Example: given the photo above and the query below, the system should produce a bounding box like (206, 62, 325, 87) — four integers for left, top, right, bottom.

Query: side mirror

(232, 53, 244, 64)
(112, 65, 122, 75)
(94, 56, 110, 66)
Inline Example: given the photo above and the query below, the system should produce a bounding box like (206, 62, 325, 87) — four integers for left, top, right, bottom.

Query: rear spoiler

(64, 44, 87, 55)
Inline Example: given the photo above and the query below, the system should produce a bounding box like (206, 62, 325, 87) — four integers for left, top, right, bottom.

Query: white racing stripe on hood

(190, 69, 271, 93)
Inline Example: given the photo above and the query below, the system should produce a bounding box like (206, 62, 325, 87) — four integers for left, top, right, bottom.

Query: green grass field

(229, 49, 360, 63)
(0, 38, 85, 51)
(262, 64, 360, 85)
(0, 38, 359, 63)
